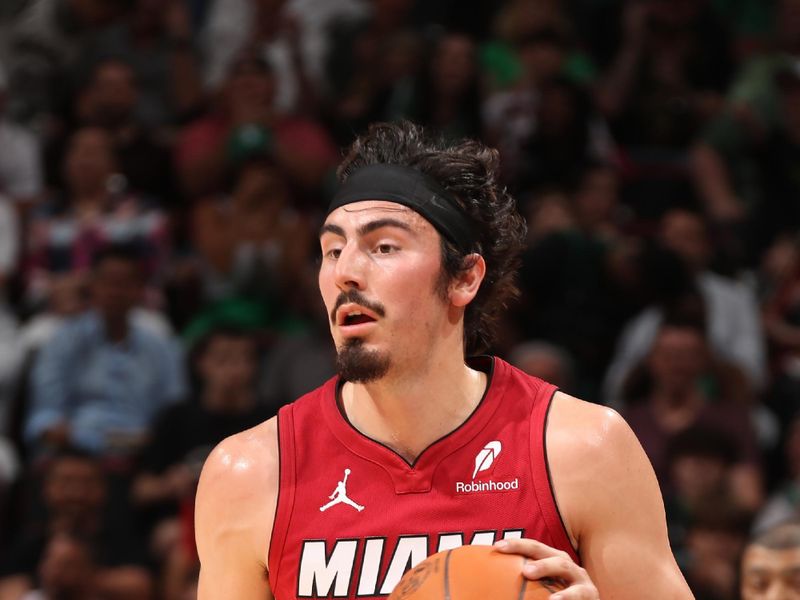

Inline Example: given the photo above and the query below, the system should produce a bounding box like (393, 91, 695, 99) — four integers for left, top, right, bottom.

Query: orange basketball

(388, 545, 567, 600)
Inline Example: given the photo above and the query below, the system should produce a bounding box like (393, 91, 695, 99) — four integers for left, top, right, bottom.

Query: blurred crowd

(0, 0, 799, 598)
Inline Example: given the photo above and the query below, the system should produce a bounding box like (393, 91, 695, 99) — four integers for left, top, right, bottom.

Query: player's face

(319, 201, 448, 381)
(741, 545, 800, 600)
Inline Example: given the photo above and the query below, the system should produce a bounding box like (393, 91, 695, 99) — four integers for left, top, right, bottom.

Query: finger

(522, 556, 588, 584)
(494, 538, 571, 561)
(548, 586, 598, 600)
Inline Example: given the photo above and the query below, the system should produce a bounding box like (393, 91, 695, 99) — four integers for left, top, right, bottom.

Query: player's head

(741, 521, 800, 599)
(319, 121, 526, 382)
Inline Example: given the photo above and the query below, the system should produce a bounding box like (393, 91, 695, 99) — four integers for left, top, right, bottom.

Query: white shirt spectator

(604, 271, 768, 407)
(0, 119, 43, 200)
(201, 0, 367, 110)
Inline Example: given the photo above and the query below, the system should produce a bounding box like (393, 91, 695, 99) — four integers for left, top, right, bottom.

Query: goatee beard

(336, 339, 390, 383)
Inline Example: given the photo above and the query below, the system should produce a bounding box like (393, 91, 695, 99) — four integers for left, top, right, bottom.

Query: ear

(449, 254, 486, 308)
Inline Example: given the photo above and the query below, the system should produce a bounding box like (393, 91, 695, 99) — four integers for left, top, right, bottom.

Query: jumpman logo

(319, 468, 365, 512)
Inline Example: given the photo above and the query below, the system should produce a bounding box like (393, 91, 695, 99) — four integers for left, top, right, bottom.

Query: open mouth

(337, 305, 379, 327)
(343, 313, 376, 326)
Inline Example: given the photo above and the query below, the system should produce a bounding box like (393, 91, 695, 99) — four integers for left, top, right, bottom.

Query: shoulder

(546, 392, 659, 543)
(195, 417, 279, 564)
(45, 313, 97, 348)
(197, 417, 279, 503)
(546, 392, 645, 483)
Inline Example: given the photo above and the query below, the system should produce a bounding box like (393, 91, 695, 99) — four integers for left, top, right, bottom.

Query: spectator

(189, 159, 314, 306)
(49, 57, 177, 206)
(483, 23, 572, 186)
(174, 52, 337, 201)
(76, 0, 205, 129)
(753, 414, 800, 534)
(681, 508, 750, 600)
(202, 0, 367, 113)
(514, 164, 634, 398)
(132, 326, 272, 525)
(760, 234, 800, 424)
(132, 326, 273, 594)
(740, 520, 800, 600)
(406, 32, 483, 141)
(692, 0, 800, 263)
(0, 195, 22, 435)
(24, 245, 185, 458)
(0, 60, 44, 206)
(4, 0, 128, 124)
(25, 126, 171, 310)
(0, 449, 150, 600)
(516, 76, 617, 192)
(622, 320, 762, 510)
(604, 207, 767, 405)
(596, 0, 733, 152)
(507, 340, 575, 392)
(21, 532, 98, 600)
(324, 0, 418, 141)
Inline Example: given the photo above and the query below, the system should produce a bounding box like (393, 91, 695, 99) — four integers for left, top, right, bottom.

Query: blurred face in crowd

(779, 80, 800, 143)
(431, 34, 476, 98)
(44, 456, 106, 523)
(517, 35, 565, 83)
(84, 60, 138, 128)
(39, 535, 95, 599)
(131, 0, 163, 35)
(226, 58, 276, 110)
(91, 257, 143, 323)
(670, 453, 728, 506)
(64, 128, 116, 196)
(68, 0, 124, 26)
(777, 0, 800, 50)
(510, 346, 571, 389)
(659, 210, 711, 273)
(649, 0, 704, 27)
(573, 167, 618, 229)
(741, 544, 800, 600)
(232, 163, 290, 241)
(647, 325, 708, 395)
(197, 334, 259, 401)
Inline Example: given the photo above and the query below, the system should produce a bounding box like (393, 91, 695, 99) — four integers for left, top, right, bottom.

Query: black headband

(328, 164, 477, 253)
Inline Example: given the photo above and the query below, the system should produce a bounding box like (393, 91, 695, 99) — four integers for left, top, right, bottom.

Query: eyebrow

(319, 218, 416, 239)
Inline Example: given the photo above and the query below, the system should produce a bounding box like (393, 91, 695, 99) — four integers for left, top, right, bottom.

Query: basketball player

(195, 122, 693, 599)
(741, 521, 800, 600)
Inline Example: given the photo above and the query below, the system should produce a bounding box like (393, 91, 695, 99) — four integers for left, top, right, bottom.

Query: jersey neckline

(320, 356, 511, 494)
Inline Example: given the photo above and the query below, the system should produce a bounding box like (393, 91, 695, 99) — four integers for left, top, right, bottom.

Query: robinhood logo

(455, 441, 519, 494)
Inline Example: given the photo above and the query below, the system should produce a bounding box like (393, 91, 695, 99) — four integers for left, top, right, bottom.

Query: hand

(495, 539, 599, 599)
(622, 0, 650, 48)
(164, 0, 192, 40)
(166, 463, 197, 499)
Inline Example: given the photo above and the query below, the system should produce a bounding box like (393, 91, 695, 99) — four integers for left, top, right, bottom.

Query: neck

(650, 385, 704, 431)
(341, 355, 487, 463)
(73, 191, 108, 212)
(204, 388, 255, 412)
(103, 314, 129, 342)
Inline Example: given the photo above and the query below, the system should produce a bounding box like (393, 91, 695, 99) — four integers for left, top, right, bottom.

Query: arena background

(0, 0, 799, 598)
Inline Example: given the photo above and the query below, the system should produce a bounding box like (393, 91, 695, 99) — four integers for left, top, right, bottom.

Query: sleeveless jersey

(267, 356, 579, 599)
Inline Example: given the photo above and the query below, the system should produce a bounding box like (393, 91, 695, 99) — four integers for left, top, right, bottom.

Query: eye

(375, 244, 397, 255)
(324, 247, 342, 260)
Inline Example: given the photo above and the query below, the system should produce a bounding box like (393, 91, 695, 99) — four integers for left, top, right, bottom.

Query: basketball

(388, 545, 567, 600)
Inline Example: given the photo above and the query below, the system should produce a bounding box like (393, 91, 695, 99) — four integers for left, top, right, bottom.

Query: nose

(767, 582, 794, 600)
(333, 243, 367, 291)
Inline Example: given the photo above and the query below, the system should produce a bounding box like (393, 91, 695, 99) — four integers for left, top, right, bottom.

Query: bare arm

(195, 418, 278, 600)
(547, 393, 693, 599)
(690, 142, 745, 223)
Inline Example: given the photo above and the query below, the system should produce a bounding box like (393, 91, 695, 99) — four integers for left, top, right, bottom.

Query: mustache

(330, 289, 386, 324)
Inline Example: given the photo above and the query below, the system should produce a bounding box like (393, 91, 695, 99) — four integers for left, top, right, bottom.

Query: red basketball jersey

(267, 356, 578, 599)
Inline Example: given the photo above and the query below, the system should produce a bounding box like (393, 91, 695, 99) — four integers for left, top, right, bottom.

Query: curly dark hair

(337, 121, 527, 355)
